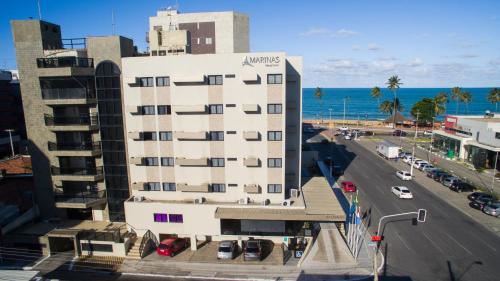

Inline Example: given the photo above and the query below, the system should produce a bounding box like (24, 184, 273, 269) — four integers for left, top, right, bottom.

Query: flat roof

(465, 117, 500, 123)
(12, 220, 126, 236)
(433, 130, 472, 141)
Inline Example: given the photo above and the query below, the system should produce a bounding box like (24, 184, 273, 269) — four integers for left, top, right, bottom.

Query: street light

(410, 112, 420, 177)
(5, 129, 15, 157)
(491, 151, 499, 195)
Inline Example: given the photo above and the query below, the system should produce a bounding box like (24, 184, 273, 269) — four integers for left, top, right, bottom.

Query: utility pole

(343, 97, 349, 127)
(491, 151, 498, 195)
(6, 129, 15, 157)
(410, 112, 419, 177)
(37, 0, 42, 20)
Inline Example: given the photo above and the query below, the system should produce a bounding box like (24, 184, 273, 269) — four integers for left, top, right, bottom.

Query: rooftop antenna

(37, 0, 42, 19)
(111, 9, 116, 35)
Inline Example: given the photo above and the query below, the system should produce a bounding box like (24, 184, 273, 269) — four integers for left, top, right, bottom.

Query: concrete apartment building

(9, 9, 344, 258)
(0, 70, 26, 156)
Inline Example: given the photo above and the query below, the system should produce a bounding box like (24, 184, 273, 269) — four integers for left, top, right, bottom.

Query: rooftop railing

(44, 114, 98, 126)
(51, 166, 103, 176)
(42, 88, 96, 100)
(54, 190, 106, 204)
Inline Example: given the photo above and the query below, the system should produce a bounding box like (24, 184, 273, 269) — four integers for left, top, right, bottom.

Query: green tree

(411, 98, 436, 123)
(460, 91, 472, 114)
(487, 88, 500, 111)
(379, 98, 403, 115)
(435, 92, 448, 115)
(451, 87, 462, 114)
(314, 87, 324, 123)
(371, 86, 382, 107)
(386, 76, 403, 128)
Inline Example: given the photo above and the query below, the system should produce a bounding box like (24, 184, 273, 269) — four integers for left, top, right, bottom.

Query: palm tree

(431, 96, 446, 117)
(460, 91, 472, 114)
(435, 91, 448, 115)
(379, 100, 393, 115)
(371, 86, 382, 107)
(451, 87, 462, 114)
(386, 76, 403, 128)
(314, 87, 324, 123)
(487, 88, 500, 112)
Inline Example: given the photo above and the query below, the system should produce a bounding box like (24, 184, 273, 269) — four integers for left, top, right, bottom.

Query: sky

(1, 0, 499, 88)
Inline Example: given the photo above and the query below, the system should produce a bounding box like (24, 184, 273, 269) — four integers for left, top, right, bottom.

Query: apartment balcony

(243, 157, 260, 167)
(242, 104, 260, 113)
(174, 105, 207, 114)
(37, 57, 94, 77)
(177, 183, 210, 193)
(48, 141, 101, 157)
(54, 190, 106, 209)
(244, 184, 261, 194)
(42, 88, 96, 105)
(51, 166, 104, 182)
(44, 114, 99, 131)
(175, 131, 207, 140)
(176, 157, 208, 167)
(243, 131, 260, 141)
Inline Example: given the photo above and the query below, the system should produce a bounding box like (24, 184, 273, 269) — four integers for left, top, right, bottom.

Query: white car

(421, 164, 436, 172)
(339, 126, 349, 131)
(396, 170, 412, 181)
(412, 160, 426, 168)
(403, 156, 414, 164)
(416, 161, 430, 170)
(391, 186, 413, 199)
(344, 135, 351, 140)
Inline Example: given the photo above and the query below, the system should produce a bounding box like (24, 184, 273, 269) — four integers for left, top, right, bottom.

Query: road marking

(396, 233, 412, 252)
(444, 232, 473, 256)
(421, 232, 445, 254)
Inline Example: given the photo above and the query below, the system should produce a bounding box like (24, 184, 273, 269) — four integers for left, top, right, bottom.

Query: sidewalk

(357, 137, 500, 236)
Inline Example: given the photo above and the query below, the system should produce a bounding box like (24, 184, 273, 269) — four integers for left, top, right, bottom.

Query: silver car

(217, 240, 237, 259)
(483, 201, 500, 218)
(243, 240, 262, 261)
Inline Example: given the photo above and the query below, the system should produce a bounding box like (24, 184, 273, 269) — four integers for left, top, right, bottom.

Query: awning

(215, 207, 343, 221)
(433, 130, 471, 142)
(47, 228, 80, 238)
(465, 141, 500, 152)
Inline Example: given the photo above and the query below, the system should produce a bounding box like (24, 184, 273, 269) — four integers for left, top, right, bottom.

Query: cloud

(352, 45, 361, 51)
(299, 27, 332, 36)
(327, 58, 354, 68)
(372, 59, 396, 71)
(409, 58, 424, 67)
(333, 28, 359, 37)
(459, 54, 479, 59)
(367, 43, 381, 51)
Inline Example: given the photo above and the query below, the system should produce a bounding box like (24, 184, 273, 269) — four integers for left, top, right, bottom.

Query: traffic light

(417, 209, 427, 222)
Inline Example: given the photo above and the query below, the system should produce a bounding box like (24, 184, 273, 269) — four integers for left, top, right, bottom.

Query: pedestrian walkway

(357, 137, 500, 236)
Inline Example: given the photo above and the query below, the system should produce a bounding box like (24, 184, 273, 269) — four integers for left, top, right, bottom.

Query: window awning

(465, 141, 500, 152)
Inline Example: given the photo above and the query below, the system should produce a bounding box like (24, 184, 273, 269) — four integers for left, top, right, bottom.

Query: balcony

(242, 104, 260, 113)
(42, 88, 96, 105)
(44, 114, 98, 131)
(176, 157, 208, 166)
(244, 184, 261, 194)
(243, 131, 260, 141)
(51, 166, 104, 181)
(48, 141, 101, 157)
(54, 190, 107, 209)
(244, 157, 260, 167)
(37, 57, 94, 68)
(175, 131, 207, 140)
(177, 183, 210, 193)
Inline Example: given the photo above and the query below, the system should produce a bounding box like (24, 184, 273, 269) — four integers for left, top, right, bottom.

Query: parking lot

(143, 240, 284, 265)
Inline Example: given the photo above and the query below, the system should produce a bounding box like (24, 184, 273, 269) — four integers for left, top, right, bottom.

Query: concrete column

(190, 234, 197, 251)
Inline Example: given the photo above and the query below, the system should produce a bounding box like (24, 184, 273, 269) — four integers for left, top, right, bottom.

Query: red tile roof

(0, 155, 32, 175)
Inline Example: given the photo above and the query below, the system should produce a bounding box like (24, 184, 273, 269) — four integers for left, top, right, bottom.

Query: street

(310, 135, 500, 281)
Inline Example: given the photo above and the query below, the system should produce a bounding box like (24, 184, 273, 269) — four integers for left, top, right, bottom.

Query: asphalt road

(309, 135, 500, 281)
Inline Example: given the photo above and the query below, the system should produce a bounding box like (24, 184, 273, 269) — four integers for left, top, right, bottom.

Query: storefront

(465, 141, 500, 170)
(432, 131, 467, 159)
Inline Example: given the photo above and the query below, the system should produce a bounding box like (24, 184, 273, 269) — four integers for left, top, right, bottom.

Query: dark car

(243, 239, 263, 261)
(438, 173, 453, 183)
(393, 130, 407, 137)
(467, 192, 494, 202)
(426, 169, 442, 179)
(469, 196, 495, 210)
(449, 181, 474, 193)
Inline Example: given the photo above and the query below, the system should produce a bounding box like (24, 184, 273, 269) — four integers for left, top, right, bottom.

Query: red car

(341, 181, 357, 192)
(156, 238, 189, 257)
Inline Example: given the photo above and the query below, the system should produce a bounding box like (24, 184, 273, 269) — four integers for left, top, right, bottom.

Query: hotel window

(267, 74, 282, 84)
(211, 183, 226, 193)
(140, 106, 155, 115)
(144, 157, 159, 166)
(208, 75, 223, 85)
(162, 182, 176, 191)
(157, 105, 171, 115)
(268, 104, 282, 114)
(268, 158, 282, 168)
(209, 131, 224, 141)
(145, 182, 161, 191)
(169, 214, 183, 223)
(209, 104, 223, 114)
(211, 158, 225, 167)
(206, 37, 213, 45)
(156, 76, 170, 87)
(159, 131, 172, 141)
(139, 77, 154, 87)
(140, 132, 157, 141)
(161, 157, 174, 166)
(268, 131, 282, 141)
(154, 213, 168, 222)
(267, 184, 282, 193)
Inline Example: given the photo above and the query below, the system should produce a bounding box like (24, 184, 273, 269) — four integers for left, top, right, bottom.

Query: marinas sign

(242, 55, 280, 67)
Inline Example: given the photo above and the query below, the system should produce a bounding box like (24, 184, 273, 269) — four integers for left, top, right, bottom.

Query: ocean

(302, 88, 496, 121)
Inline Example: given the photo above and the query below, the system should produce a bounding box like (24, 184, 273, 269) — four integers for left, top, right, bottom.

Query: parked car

(438, 173, 453, 183)
(412, 160, 427, 169)
(403, 155, 414, 164)
(399, 152, 412, 158)
(421, 164, 437, 172)
(341, 181, 357, 192)
(396, 170, 412, 181)
(243, 239, 263, 261)
(426, 169, 442, 179)
(423, 130, 433, 136)
(363, 131, 375, 136)
(344, 134, 351, 140)
(339, 126, 349, 131)
(217, 240, 238, 259)
(391, 186, 413, 199)
(470, 196, 495, 210)
(467, 192, 494, 202)
(157, 238, 189, 257)
(393, 130, 407, 137)
(483, 201, 500, 217)
(443, 177, 460, 187)
(449, 181, 474, 193)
